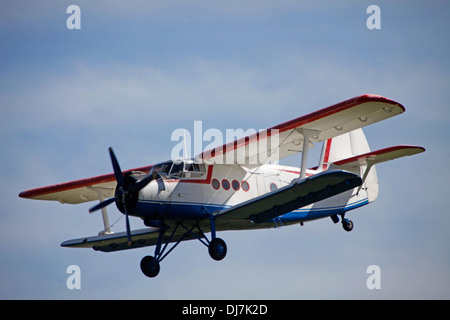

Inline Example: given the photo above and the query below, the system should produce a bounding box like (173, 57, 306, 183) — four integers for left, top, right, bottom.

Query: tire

(140, 255, 160, 278)
(208, 238, 227, 261)
(342, 219, 354, 232)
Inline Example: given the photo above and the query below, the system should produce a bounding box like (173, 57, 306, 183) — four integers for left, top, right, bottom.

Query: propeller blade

(89, 197, 116, 213)
(90, 147, 134, 242)
(109, 147, 124, 187)
(130, 174, 154, 193)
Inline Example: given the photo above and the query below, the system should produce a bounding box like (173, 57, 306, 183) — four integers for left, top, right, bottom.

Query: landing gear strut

(139, 219, 227, 278)
(330, 213, 354, 232)
(208, 213, 227, 261)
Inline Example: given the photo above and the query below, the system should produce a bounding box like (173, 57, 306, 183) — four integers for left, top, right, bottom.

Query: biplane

(19, 94, 425, 277)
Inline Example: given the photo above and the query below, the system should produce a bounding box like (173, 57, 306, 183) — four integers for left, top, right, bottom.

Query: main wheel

(140, 255, 160, 278)
(208, 238, 227, 261)
(342, 219, 354, 232)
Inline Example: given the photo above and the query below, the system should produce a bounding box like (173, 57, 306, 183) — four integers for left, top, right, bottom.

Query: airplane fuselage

(130, 162, 369, 230)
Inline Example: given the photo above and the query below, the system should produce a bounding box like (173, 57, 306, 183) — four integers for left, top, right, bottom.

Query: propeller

(89, 147, 154, 246)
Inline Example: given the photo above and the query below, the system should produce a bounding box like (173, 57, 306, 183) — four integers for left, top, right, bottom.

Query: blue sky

(1, 1, 449, 299)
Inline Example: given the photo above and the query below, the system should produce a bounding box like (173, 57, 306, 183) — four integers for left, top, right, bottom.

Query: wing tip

(18, 189, 34, 199)
(359, 94, 406, 113)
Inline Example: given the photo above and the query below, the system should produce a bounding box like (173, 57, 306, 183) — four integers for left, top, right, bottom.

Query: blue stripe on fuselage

(132, 199, 230, 220)
(278, 197, 369, 223)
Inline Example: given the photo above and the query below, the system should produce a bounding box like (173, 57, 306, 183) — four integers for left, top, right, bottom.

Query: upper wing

(196, 94, 405, 165)
(215, 170, 362, 224)
(18, 165, 152, 204)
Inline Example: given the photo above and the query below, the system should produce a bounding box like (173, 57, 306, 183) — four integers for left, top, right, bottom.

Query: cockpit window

(152, 161, 172, 175)
(152, 160, 206, 179)
(169, 162, 184, 177)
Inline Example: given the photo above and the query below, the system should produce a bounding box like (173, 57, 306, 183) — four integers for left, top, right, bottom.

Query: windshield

(152, 160, 206, 178)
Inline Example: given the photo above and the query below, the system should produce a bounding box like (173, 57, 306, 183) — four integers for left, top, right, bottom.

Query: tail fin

(319, 128, 379, 203)
(319, 128, 425, 204)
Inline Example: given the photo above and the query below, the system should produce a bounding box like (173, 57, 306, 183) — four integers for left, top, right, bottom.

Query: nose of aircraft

(141, 178, 163, 199)
(135, 174, 171, 221)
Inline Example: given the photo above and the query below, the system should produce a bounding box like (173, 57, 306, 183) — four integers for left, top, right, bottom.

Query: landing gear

(342, 218, 354, 232)
(139, 219, 228, 278)
(330, 214, 354, 232)
(208, 238, 227, 261)
(140, 255, 160, 278)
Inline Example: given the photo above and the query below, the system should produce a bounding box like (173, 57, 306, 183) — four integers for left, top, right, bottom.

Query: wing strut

(300, 129, 319, 179)
(88, 186, 114, 235)
(356, 163, 374, 195)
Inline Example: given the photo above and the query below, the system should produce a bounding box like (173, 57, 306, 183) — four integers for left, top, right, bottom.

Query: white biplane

(19, 94, 424, 277)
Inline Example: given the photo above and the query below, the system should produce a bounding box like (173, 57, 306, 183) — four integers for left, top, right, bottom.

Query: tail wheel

(342, 219, 354, 232)
(208, 238, 227, 261)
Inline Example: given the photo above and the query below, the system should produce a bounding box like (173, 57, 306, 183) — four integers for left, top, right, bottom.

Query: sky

(1, 0, 449, 299)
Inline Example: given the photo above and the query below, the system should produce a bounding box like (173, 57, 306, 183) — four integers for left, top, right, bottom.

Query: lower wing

(216, 170, 362, 224)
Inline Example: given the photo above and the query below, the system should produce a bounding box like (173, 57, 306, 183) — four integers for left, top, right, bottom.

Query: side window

(241, 181, 250, 192)
(182, 162, 207, 178)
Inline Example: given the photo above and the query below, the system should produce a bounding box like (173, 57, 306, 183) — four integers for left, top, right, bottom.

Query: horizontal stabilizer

(217, 170, 362, 223)
(332, 145, 425, 169)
